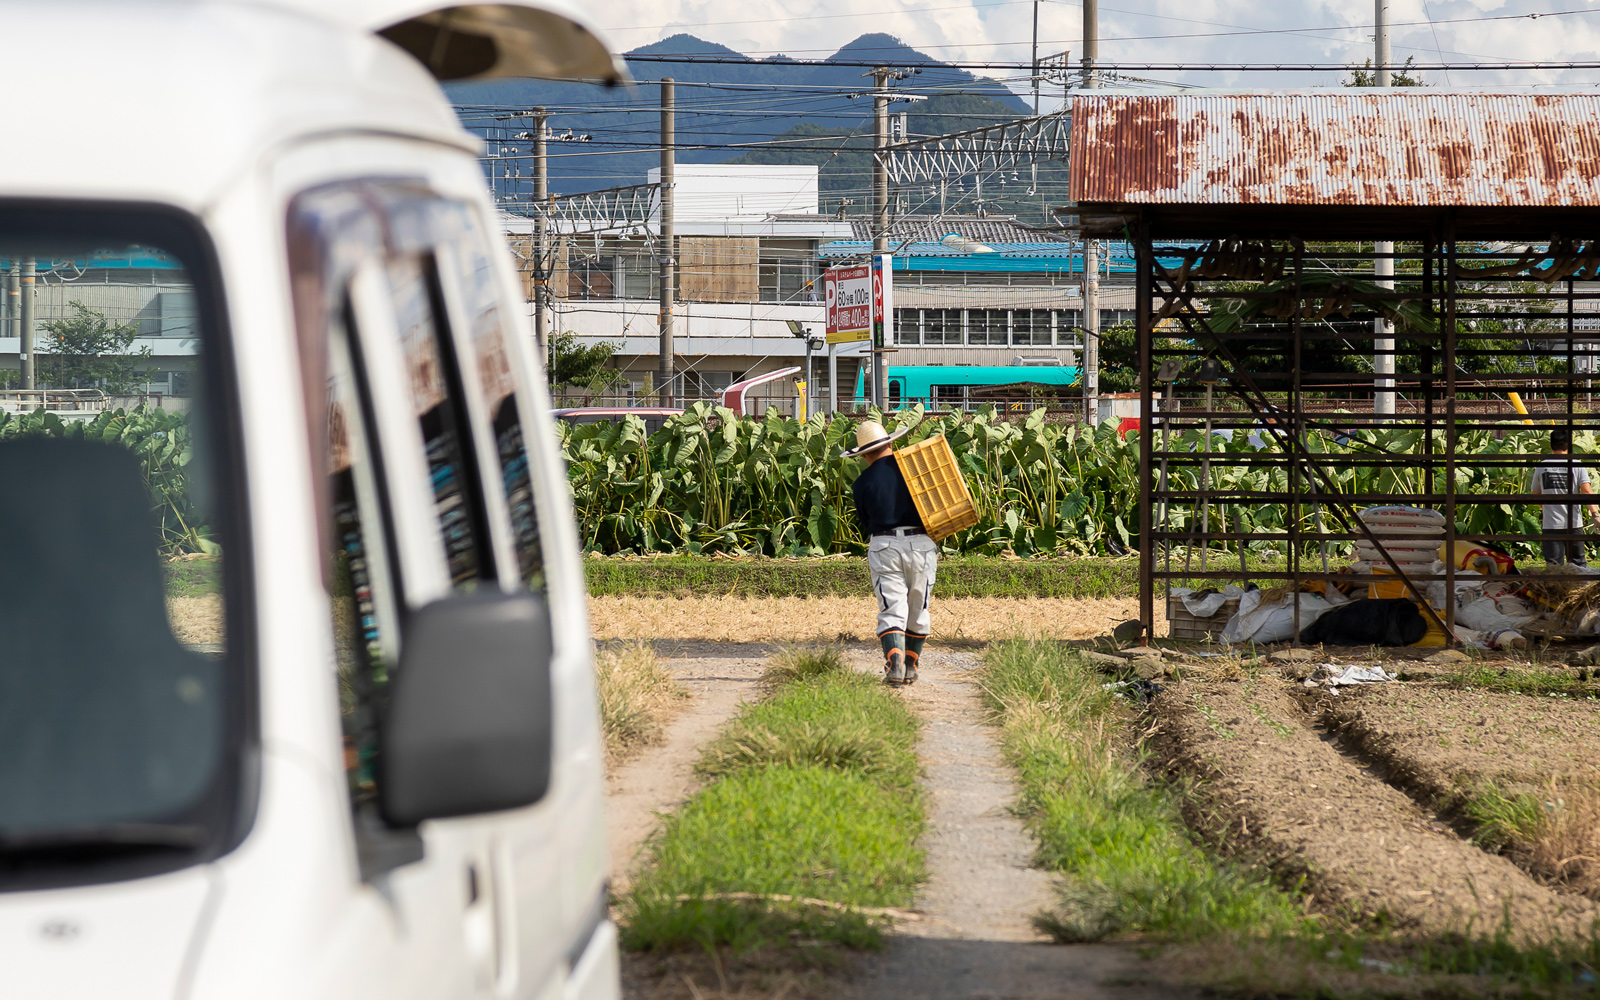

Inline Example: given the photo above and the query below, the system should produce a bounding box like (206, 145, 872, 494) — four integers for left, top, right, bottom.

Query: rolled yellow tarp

(1507, 391, 1536, 426)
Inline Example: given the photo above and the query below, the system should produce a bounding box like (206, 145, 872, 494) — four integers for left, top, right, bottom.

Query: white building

(505, 164, 852, 408)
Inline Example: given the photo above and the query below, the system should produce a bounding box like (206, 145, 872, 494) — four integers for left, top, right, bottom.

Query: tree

(549, 330, 625, 392)
(41, 302, 154, 394)
(1344, 56, 1424, 88)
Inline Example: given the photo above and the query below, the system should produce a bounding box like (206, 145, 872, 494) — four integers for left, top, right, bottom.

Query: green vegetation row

(0, 406, 208, 555)
(621, 648, 924, 952)
(983, 641, 1600, 992)
(981, 640, 1300, 942)
(562, 402, 1568, 561)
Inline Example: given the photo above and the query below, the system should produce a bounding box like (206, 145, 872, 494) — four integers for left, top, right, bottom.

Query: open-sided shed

(1070, 91, 1600, 640)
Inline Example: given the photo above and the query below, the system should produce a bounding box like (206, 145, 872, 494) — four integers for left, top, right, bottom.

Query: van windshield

(0, 213, 246, 892)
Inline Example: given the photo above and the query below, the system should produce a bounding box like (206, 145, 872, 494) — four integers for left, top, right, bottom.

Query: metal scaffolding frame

(1119, 217, 1600, 642)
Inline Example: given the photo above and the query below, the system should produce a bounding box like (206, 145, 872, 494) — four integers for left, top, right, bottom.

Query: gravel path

(842, 646, 1188, 1000)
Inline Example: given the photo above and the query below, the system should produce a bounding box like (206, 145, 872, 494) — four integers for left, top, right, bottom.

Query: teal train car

(853, 364, 1081, 408)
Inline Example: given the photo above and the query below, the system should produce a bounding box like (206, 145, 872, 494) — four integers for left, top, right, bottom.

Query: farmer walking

(845, 420, 938, 685)
(1530, 427, 1600, 566)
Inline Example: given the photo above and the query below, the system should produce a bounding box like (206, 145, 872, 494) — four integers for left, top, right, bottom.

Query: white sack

(1221, 591, 1335, 645)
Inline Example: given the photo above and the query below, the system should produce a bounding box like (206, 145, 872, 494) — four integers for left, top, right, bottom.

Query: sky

(589, 1, 1600, 110)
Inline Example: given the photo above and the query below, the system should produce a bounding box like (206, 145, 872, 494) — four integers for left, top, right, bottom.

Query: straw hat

(840, 419, 910, 458)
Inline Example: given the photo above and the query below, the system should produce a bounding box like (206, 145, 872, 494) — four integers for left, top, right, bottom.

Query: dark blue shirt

(852, 455, 925, 536)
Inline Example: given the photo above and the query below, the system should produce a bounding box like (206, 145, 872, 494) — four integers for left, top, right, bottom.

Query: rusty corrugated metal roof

(1069, 91, 1600, 207)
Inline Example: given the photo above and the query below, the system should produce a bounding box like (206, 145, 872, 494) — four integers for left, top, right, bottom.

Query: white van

(0, 3, 626, 998)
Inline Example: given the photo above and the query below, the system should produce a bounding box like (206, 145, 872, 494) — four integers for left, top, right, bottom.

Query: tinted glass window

(0, 219, 244, 891)
(388, 255, 482, 588)
(455, 242, 546, 590)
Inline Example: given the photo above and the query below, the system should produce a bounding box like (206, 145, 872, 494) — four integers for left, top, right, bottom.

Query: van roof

(0, 1, 617, 211)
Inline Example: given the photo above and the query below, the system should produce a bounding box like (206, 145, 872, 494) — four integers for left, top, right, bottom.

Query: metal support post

(20, 258, 34, 391)
(1083, 241, 1100, 424)
(828, 343, 839, 413)
(1373, 2, 1395, 416)
(1031, 0, 1041, 115)
(872, 66, 890, 410)
(1080, 0, 1100, 425)
(658, 79, 675, 408)
(531, 107, 550, 369)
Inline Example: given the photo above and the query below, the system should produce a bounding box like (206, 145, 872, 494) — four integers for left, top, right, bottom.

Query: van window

(387, 255, 488, 589)
(450, 238, 545, 590)
(0, 212, 249, 892)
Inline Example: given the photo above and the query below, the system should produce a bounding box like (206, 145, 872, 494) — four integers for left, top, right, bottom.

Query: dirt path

(842, 646, 1187, 1000)
(604, 642, 769, 889)
(1152, 677, 1597, 942)
(590, 596, 1155, 643)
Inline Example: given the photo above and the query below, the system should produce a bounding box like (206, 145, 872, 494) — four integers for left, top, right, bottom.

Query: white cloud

(591, 0, 1600, 107)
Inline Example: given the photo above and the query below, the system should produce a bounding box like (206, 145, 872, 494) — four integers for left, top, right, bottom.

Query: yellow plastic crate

(896, 433, 979, 542)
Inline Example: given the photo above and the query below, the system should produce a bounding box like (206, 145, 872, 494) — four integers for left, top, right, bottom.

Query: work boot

(904, 633, 926, 685)
(880, 629, 907, 685)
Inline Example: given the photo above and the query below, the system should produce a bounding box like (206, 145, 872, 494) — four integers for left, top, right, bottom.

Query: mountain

(445, 32, 1032, 201)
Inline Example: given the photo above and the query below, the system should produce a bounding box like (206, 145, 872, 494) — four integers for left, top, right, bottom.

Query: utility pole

(872, 66, 890, 411)
(531, 106, 550, 371)
(20, 259, 34, 391)
(1080, 0, 1100, 425)
(1031, 0, 1041, 116)
(1373, 0, 1396, 418)
(658, 78, 676, 408)
(6, 262, 17, 348)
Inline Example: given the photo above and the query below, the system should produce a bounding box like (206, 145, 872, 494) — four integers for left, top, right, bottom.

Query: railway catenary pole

(872, 66, 890, 410)
(1031, 0, 1041, 116)
(20, 258, 34, 391)
(1373, 1, 1396, 417)
(6, 262, 17, 348)
(531, 106, 550, 369)
(1081, 0, 1101, 426)
(658, 79, 676, 408)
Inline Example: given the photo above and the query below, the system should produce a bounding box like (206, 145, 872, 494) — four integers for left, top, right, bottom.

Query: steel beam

(883, 111, 1071, 185)
(514, 182, 664, 234)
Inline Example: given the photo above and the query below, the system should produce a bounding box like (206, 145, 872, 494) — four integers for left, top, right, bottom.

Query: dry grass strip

(168, 595, 224, 647)
(589, 595, 1156, 643)
(595, 641, 688, 766)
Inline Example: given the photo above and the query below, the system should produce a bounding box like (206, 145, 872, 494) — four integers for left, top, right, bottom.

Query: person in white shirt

(1529, 428, 1600, 566)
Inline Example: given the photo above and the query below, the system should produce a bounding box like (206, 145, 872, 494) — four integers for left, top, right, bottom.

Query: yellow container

(896, 433, 980, 542)
(1368, 566, 1424, 602)
(1410, 610, 1449, 647)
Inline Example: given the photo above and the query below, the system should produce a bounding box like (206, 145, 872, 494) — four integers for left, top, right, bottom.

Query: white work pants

(867, 533, 939, 637)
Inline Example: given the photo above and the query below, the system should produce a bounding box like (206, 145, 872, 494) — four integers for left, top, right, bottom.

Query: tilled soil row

(1313, 682, 1600, 803)
(1149, 678, 1597, 943)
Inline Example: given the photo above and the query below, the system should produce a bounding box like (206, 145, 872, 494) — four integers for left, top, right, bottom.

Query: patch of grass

(623, 653, 924, 954)
(1460, 780, 1600, 900)
(1462, 783, 1549, 851)
(622, 765, 923, 951)
(698, 671, 919, 792)
(764, 644, 848, 683)
(979, 640, 1304, 943)
(1444, 664, 1597, 699)
(586, 553, 1293, 600)
(595, 642, 686, 763)
(164, 555, 221, 598)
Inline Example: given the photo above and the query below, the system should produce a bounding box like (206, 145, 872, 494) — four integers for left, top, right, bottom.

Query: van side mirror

(379, 591, 554, 827)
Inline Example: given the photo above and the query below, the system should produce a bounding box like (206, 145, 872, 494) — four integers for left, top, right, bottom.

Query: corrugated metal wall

(1070, 92, 1600, 207)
